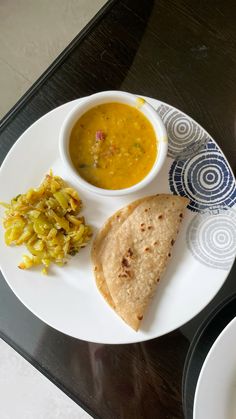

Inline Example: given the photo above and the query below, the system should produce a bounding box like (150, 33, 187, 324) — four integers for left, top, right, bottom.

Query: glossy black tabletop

(0, 1, 236, 418)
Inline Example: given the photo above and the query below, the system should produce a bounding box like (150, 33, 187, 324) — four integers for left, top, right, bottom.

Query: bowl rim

(59, 90, 168, 196)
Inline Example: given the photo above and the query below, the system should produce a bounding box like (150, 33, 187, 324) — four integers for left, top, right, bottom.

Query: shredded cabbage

(1, 171, 92, 274)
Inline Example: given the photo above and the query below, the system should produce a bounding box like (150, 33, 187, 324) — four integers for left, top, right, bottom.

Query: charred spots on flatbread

(140, 222, 146, 231)
(127, 248, 133, 257)
(122, 257, 129, 268)
(118, 272, 131, 278)
(119, 248, 134, 279)
(119, 269, 133, 280)
(123, 248, 134, 262)
(171, 239, 175, 246)
(158, 214, 163, 219)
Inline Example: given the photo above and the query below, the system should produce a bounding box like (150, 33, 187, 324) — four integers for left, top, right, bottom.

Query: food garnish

(1, 172, 92, 274)
(95, 130, 106, 141)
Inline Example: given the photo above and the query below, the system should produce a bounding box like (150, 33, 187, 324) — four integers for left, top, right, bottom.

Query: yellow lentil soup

(69, 102, 157, 190)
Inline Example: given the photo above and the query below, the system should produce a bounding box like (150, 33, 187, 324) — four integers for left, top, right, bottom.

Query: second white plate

(194, 316, 236, 419)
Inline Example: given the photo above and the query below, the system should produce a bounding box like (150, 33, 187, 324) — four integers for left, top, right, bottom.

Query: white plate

(194, 316, 236, 419)
(0, 95, 235, 344)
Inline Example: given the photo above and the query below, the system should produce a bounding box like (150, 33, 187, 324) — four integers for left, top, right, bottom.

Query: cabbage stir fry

(1, 172, 92, 274)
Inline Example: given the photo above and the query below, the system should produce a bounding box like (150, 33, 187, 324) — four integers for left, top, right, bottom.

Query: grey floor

(0, 338, 91, 418)
(0, 0, 107, 119)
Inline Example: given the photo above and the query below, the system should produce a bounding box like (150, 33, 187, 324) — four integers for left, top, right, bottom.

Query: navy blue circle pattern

(157, 101, 236, 269)
(158, 104, 208, 159)
(187, 210, 236, 270)
(169, 140, 236, 212)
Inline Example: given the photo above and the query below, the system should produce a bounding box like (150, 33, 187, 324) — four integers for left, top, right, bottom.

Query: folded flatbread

(91, 194, 189, 331)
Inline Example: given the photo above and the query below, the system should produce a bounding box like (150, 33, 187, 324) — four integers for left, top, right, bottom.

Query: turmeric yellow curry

(69, 102, 157, 190)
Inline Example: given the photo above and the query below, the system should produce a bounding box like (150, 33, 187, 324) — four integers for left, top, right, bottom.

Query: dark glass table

(0, 1, 236, 417)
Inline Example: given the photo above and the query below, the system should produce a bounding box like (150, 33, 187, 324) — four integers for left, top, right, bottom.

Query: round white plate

(0, 94, 235, 344)
(194, 316, 236, 419)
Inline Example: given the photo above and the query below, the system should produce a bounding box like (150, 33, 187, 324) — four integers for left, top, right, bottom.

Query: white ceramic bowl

(59, 90, 168, 196)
